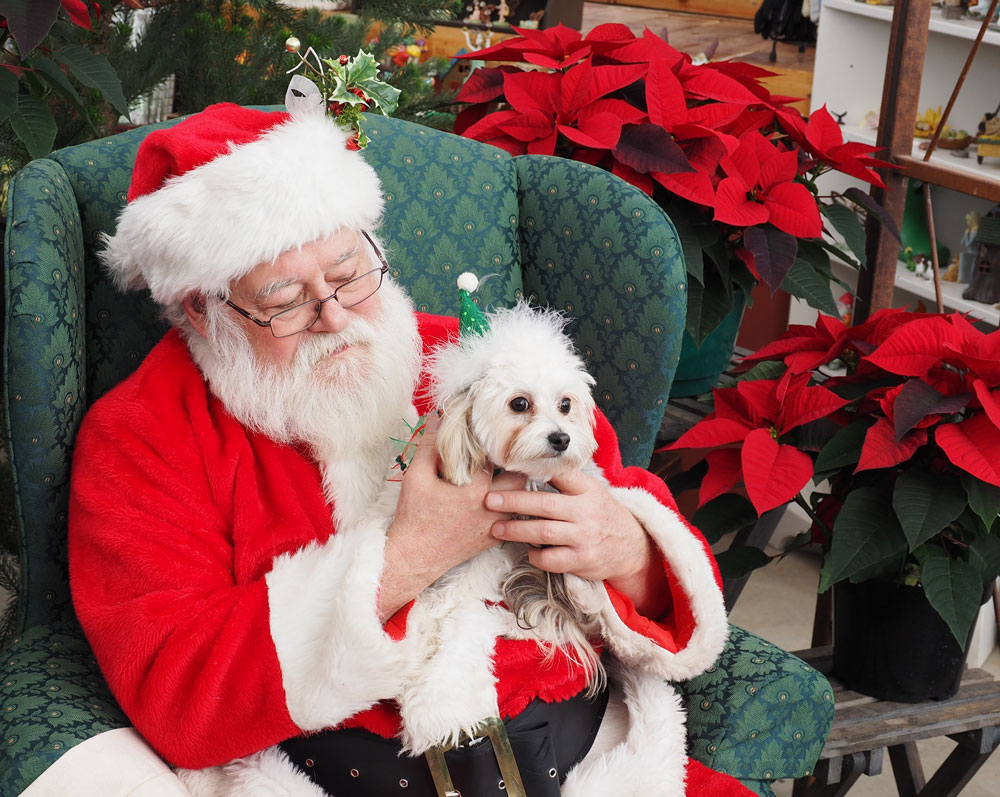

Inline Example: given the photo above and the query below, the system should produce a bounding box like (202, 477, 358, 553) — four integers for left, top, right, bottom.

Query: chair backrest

(2, 113, 685, 636)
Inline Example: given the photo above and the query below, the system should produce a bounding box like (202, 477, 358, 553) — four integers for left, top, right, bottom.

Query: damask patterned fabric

(0, 620, 129, 794)
(1, 112, 832, 794)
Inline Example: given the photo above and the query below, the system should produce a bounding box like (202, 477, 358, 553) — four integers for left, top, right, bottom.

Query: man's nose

(310, 295, 350, 334)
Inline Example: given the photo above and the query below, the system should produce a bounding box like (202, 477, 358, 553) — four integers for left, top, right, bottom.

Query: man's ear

(182, 294, 209, 338)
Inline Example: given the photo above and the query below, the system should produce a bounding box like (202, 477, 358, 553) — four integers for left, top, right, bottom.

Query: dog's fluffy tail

(502, 550, 606, 695)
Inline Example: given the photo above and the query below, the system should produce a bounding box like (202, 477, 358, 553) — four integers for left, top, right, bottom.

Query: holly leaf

(893, 467, 967, 551)
(920, 549, 985, 650)
(328, 50, 400, 117)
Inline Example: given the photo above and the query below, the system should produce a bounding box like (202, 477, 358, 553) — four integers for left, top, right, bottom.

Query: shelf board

(894, 262, 1000, 325)
(823, 0, 1000, 46)
(843, 127, 1000, 201)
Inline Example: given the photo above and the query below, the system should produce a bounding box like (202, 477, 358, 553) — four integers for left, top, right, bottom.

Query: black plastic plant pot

(832, 579, 977, 703)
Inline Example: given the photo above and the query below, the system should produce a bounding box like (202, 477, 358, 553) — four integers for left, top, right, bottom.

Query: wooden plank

(895, 155, 1000, 203)
(590, 0, 764, 21)
(857, 0, 933, 323)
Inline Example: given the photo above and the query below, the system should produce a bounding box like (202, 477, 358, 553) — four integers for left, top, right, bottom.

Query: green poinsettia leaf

(692, 492, 757, 545)
(685, 268, 733, 347)
(963, 473, 1000, 533)
(10, 94, 57, 158)
(893, 467, 967, 551)
(54, 44, 129, 117)
(821, 202, 867, 265)
(780, 259, 841, 318)
(969, 532, 1000, 583)
(920, 548, 984, 650)
(737, 359, 787, 383)
(0, 69, 18, 124)
(714, 545, 773, 580)
(813, 417, 874, 480)
(819, 486, 907, 591)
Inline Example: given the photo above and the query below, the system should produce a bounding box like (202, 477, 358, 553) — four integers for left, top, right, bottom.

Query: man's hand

(486, 470, 670, 618)
(378, 415, 523, 622)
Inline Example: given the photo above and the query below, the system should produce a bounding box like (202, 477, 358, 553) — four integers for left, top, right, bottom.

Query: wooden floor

(580, 2, 815, 110)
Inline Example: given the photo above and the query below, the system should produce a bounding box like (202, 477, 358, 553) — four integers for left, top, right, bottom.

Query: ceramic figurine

(976, 104, 1000, 164)
(959, 210, 981, 283)
(962, 206, 1000, 303)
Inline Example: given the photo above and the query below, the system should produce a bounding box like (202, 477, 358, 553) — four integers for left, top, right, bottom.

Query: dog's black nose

(548, 431, 570, 452)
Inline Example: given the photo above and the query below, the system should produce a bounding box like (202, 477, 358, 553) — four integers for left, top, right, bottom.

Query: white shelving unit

(811, 0, 1000, 324)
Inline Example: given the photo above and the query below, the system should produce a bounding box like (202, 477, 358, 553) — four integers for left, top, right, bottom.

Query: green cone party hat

(457, 272, 490, 337)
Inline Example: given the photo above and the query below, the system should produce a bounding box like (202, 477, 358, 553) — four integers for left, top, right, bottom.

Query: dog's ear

(436, 387, 487, 486)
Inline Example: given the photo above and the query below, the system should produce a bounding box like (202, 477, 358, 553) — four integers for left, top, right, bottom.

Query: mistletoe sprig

(285, 38, 401, 149)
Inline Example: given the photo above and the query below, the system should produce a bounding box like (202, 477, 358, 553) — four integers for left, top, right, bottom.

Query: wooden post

(855, 0, 933, 324)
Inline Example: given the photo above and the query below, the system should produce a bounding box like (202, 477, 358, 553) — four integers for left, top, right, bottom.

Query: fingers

(546, 468, 593, 495)
(408, 414, 439, 473)
(486, 485, 574, 520)
(493, 517, 569, 547)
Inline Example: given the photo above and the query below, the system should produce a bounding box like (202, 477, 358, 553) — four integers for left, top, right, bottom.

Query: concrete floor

(728, 550, 1000, 796)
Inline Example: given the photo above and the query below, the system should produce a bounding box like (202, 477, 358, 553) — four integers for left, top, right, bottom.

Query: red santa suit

(69, 313, 745, 795)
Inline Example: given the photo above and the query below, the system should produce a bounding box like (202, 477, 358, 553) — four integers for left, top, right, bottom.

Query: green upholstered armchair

(1, 114, 833, 796)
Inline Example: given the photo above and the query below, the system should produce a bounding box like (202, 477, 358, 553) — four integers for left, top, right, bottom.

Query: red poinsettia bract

(670, 312, 1000, 523)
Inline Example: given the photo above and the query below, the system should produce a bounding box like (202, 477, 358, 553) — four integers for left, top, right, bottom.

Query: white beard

(186, 279, 422, 518)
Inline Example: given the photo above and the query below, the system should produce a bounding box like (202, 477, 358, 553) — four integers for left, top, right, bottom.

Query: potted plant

(668, 309, 1000, 701)
(450, 23, 897, 395)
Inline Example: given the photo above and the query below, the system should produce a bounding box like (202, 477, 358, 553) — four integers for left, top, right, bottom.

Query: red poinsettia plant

(669, 309, 1000, 648)
(453, 23, 897, 344)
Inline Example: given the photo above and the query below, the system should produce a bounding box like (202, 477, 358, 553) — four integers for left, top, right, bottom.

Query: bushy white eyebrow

(253, 240, 362, 302)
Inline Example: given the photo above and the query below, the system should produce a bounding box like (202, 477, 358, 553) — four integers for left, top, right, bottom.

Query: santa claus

(67, 102, 751, 796)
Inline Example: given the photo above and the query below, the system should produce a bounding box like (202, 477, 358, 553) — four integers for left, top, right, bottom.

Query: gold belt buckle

(423, 716, 527, 797)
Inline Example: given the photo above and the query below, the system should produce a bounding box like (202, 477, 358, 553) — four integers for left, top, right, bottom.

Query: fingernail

(486, 493, 502, 509)
(493, 523, 505, 538)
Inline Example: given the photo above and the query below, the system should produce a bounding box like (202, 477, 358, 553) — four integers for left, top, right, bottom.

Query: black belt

(279, 686, 609, 796)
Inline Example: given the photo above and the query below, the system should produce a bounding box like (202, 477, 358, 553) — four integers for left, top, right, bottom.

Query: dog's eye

(558, 398, 572, 415)
(509, 397, 530, 413)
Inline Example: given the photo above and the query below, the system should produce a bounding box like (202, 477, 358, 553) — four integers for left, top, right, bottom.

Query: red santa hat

(100, 102, 384, 306)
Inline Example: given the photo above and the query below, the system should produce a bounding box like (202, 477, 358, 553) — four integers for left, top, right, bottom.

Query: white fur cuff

(266, 514, 404, 731)
(595, 487, 728, 682)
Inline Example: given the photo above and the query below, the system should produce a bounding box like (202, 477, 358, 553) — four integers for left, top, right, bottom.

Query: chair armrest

(678, 625, 834, 788)
(0, 620, 130, 795)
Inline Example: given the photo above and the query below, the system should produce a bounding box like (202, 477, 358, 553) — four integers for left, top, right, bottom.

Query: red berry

(339, 54, 349, 66)
(346, 135, 361, 151)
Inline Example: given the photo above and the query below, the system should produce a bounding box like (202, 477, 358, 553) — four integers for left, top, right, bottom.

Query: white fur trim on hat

(100, 113, 384, 306)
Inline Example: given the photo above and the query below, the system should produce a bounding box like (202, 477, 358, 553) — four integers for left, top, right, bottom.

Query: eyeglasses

(225, 231, 389, 339)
